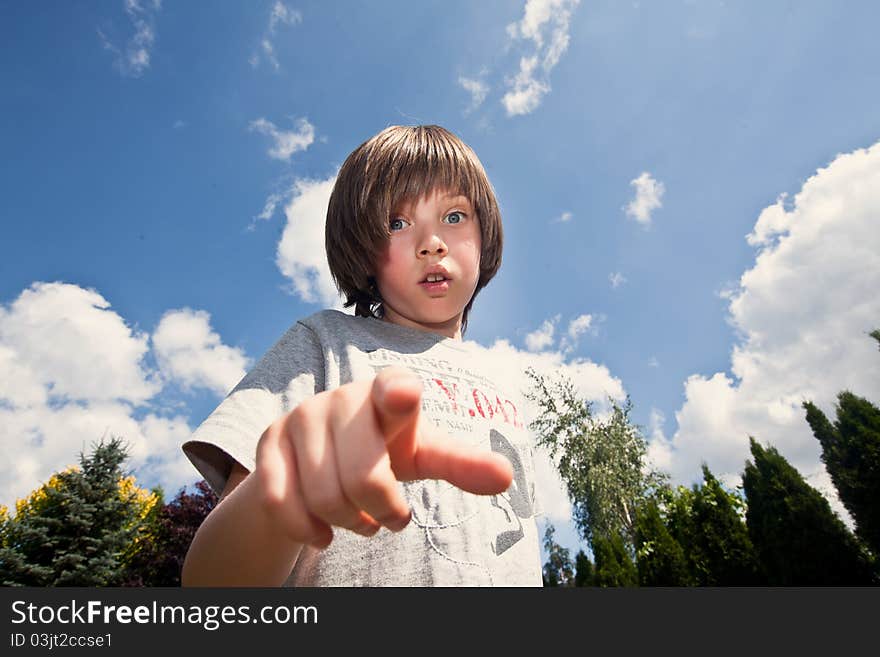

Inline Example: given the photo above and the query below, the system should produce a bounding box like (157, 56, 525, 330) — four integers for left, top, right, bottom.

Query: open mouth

(419, 275, 451, 292)
(419, 274, 450, 284)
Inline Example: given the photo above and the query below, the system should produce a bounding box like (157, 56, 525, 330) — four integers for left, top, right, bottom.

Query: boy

(181, 125, 542, 586)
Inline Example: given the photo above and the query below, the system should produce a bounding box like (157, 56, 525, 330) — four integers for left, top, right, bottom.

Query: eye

(444, 211, 466, 224)
(389, 217, 408, 232)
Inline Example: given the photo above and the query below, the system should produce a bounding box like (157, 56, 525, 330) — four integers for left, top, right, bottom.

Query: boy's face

(374, 187, 481, 340)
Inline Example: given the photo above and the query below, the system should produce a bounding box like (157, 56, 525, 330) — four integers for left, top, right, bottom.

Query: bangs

(369, 126, 489, 223)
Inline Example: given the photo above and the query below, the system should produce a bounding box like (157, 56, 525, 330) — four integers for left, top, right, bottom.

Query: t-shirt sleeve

(181, 320, 325, 496)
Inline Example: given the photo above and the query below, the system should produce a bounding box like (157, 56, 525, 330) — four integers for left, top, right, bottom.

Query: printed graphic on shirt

(365, 348, 536, 580)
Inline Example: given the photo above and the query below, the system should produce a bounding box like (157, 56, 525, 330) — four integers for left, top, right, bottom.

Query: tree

(801, 328, 880, 559)
(541, 523, 575, 587)
(524, 368, 666, 557)
(573, 550, 594, 587)
(121, 480, 218, 586)
(803, 390, 880, 559)
(742, 437, 875, 585)
(0, 437, 158, 586)
(634, 496, 691, 586)
(664, 466, 761, 585)
(591, 532, 638, 587)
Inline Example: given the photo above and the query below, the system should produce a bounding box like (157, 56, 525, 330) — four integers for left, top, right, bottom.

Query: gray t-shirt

(182, 309, 542, 586)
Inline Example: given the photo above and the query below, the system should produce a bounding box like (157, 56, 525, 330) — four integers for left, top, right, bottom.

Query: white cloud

(645, 407, 673, 473)
(525, 315, 560, 352)
(0, 282, 161, 406)
(502, 0, 581, 116)
(502, 56, 549, 117)
(566, 314, 592, 340)
(553, 211, 573, 223)
(249, 191, 285, 231)
(251, 1, 303, 70)
(559, 313, 595, 355)
(97, 0, 162, 78)
(0, 282, 246, 510)
(459, 75, 489, 114)
(249, 117, 315, 162)
(151, 309, 250, 397)
(609, 271, 627, 288)
(625, 172, 664, 226)
(269, 1, 300, 31)
(275, 175, 347, 309)
(526, 313, 597, 355)
(666, 139, 880, 522)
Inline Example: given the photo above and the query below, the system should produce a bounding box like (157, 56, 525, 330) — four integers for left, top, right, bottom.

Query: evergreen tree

(665, 466, 761, 585)
(541, 523, 575, 587)
(742, 437, 875, 585)
(0, 437, 157, 586)
(591, 532, 638, 587)
(634, 496, 691, 586)
(573, 550, 594, 587)
(803, 391, 880, 559)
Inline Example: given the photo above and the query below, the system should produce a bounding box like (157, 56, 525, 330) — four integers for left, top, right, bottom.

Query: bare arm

(181, 460, 305, 587)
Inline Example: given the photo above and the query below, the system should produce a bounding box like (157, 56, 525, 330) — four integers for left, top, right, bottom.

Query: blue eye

(389, 217, 407, 232)
(444, 211, 465, 224)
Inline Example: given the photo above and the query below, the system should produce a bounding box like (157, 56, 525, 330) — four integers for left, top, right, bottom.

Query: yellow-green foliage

(7, 466, 160, 534)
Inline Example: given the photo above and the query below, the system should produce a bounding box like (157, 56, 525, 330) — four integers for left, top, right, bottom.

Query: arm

(181, 460, 304, 587)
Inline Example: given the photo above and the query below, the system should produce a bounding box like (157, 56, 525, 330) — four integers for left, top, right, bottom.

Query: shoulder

(296, 308, 366, 337)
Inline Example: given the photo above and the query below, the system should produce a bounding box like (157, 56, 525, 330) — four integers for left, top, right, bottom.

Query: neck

(380, 309, 463, 341)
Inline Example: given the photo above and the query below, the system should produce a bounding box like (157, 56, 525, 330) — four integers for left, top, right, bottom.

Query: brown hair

(325, 125, 503, 336)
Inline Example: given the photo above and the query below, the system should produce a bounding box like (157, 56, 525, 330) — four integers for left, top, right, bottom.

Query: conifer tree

(591, 532, 638, 587)
(573, 550, 594, 587)
(665, 466, 761, 585)
(742, 437, 875, 585)
(803, 390, 880, 558)
(0, 437, 157, 586)
(634, 497, 691, 586)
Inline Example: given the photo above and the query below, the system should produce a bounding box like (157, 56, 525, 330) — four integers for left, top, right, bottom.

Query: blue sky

(2, 1, 879, 559)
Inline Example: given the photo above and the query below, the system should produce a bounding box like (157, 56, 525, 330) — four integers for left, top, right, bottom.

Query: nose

(418, 232, 447, 257)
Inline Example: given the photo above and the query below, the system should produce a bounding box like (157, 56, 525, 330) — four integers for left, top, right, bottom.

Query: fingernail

(385, 512, 411, 533)
(356, 520, 380, 537)
(383, 374, 421, 395)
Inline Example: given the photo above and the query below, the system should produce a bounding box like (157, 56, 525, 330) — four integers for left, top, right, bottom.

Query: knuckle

(346, 467, 390, 503)
(286, 402, 311, 434)
(330, 383, 359, 408)
(285, 402, 323, 450)
(306, 489, 344, 520)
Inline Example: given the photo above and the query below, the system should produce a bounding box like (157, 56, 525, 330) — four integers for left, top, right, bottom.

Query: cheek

(462, 236, 482, 269)
(375, 243, 403, 282)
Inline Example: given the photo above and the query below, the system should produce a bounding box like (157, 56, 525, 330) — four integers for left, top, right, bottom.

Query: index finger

(408, 421, 514, 495)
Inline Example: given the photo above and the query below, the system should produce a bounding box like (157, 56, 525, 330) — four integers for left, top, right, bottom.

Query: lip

(418, 279, 450, 295)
